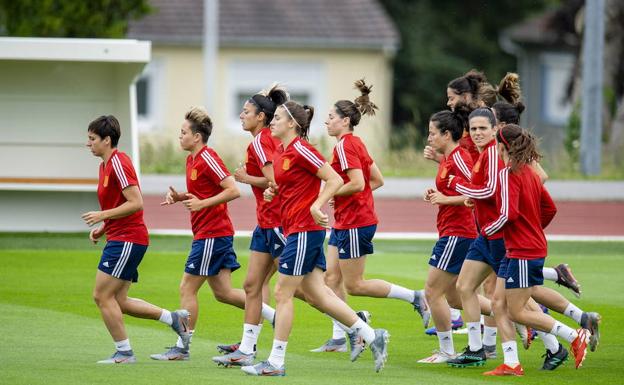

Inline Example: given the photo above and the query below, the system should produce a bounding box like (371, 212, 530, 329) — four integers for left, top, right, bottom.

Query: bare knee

(324, 270, 342, 291)
(455, 277, 477, 298)
(243, 277, 262, 297)
(344, 280, 365, 296)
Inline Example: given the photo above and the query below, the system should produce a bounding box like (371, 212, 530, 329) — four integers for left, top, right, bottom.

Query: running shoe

(369, 329, 390, 373)
(150, 346, 189, 361)
(97, 350, 136, 364)
(483, 363, 524, 376)
(216, 342, 240, 354)
(580, 312, 601, 352)
(541, 344, 569, 370)
(347, 331, 366, 361)
(425, 315, 464, 335)
(417, 350, 455, 363)
(484, 344, 497, 359)
(554, 263, 582, 298)
(212, 349, 255, 367)
(447, 346, 487, 367)
(571, 328, 590, 368)
(170, 309, 191, 349)
(310, 338, 347, 353)
(241, 360, 285, 376)
(412, 290, 431, 328)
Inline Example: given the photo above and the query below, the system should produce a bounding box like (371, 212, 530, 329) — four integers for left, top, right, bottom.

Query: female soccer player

(212, 84, 288, 366)
(418, 108, 482, 364)
(84, 115, 190, 364)
(241, 101, 389, 376)
(152, 107, 274, 360)
(312, 80, 428, 356)
(480, 124, 590, 376)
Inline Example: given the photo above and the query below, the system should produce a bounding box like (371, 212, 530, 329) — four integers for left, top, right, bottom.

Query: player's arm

(531, 160, 549, 184)
(540, 185, 557, 228)
(334, 168, 364, 197)
(428, 190, 470, 206)
(183, 176, 240, 212)
(82, 185, 143, 226)
(369, 162, 384, 191)
(311, 163, 344, 227)
(234, 163, 274, 189)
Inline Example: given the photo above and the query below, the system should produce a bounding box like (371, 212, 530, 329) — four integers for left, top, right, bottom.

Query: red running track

(143, 196, 624, 236)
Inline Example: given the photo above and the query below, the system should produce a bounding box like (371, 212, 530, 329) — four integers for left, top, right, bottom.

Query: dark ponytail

(281, 101, 314, 140)
(448, 69, 487, 99)
(496, 124, 541, 172)
(430, 104, 470, 142)
(334, 78, 378, 129)
(249, 83, 290, 125)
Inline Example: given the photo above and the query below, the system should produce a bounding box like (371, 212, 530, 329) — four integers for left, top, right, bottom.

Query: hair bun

(353, 78, 378, 117)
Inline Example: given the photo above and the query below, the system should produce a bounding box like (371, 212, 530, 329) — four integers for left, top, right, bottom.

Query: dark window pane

(136, 77, 149, 117)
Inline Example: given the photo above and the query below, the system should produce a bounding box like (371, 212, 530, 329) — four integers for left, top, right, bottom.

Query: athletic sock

(115, 338, 132, 352)
(437, 330, 455, 355)
(501, 341, 520, 367)
(467, 322, 483, 351)
(159, 309, 173, 326)
(564, 303, 583, 324)
(537, 331, 560, 354)
(450, 307, 462, 320)
(542, 267, 558, 281)
(332, 319, 346, 340)
(267, 339, 287, 368)
(350, 319, 375, 344)
(550, 321, 578, 343)
(239, 323, 261, 354)
(483, 326, 497, 346)
(261, 303, 276, 323)
(387, 284, 415, 303)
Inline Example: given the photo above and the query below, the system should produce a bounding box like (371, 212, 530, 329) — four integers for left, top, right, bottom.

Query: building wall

(140, 45, 394, 165)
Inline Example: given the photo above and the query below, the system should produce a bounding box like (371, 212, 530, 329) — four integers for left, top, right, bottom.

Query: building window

(135, 60, 164, 132)
(227, 60, 325, 135)
(540, 53, 574, 125)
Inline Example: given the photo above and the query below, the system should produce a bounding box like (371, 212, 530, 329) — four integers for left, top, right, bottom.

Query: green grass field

(0, 233, 622, 384)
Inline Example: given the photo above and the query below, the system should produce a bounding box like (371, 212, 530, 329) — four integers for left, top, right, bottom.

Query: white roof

(0, 37, 150, 63)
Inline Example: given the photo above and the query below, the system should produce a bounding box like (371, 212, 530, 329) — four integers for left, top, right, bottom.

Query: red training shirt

(435, 146, 477, 238)
(482, 164, 557, 259)
(186, 146, 235, 240)
(449, 139, 505, 239)
(330, 133, 378, 229)
(245, 127, 282, 228)
(273, 137, 325, 236)
(97, 149, 149, 245)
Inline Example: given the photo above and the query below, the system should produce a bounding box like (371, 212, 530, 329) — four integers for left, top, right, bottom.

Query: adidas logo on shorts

(188, 263, 195, 269)
(507, 277, 514, 283)
(103, 261, 109, 267)
(431, 255, 437, 260)
(274, 244, 280, 250)
(281, 263, 288, 269)
(339, 248, 346, 254)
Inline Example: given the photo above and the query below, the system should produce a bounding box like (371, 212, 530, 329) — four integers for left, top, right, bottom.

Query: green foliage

(0, 0, 151, 38)
(565, 102, 582, 165)
(379, 0, 553, 148)
(139, 139, 186, 174)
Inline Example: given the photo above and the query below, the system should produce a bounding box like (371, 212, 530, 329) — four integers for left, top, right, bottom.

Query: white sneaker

(417, 350, 455, 364)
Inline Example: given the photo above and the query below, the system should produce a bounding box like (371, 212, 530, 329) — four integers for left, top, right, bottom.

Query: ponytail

(249, 83, 290, 125)
(496, 124, 541, 172)
(430, 104, 470, 141)
(334, 78, 378, 129)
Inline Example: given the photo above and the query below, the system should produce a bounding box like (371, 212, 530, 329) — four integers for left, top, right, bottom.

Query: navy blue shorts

(465, 235, 506, 276)
(329, 225, 376, 259)
(185, 236, 240, 276)
(279, 231, 326, 276)
(98, 241, 148, 282)
(429, 236, 474, 275)
(249, 226, 286, 258)
(502, 257, 545, 289)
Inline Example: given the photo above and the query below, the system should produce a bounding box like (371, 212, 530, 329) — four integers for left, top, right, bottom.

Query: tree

(0, 0, 151, 38)
(379, 0, 553, 146)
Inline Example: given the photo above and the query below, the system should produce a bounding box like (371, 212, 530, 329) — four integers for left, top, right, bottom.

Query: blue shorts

(98, 241, 148, 282)
(429, 236, 474, 275)
(185, 236, 240, 276)
(329, 225, 376, 259)
(249, 226, 286, 258)
(502, 257, 545, 289)
(279, 231, 326, 276)
(465, 235, 506, 276)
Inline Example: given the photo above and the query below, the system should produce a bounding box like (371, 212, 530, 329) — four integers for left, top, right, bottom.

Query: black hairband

(250, 94, 276, 114)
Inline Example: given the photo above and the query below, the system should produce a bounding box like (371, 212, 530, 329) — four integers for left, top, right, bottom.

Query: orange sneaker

(483, 363, 524, 376)
(571, 328, 590, 368)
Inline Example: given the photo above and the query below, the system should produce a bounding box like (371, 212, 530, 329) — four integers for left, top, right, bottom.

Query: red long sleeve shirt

(482, 164, 557, 259)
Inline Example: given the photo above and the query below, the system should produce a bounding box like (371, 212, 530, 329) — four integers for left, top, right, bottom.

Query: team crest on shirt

(282, 158, 290, 170)
(473, 160, 481, 173)
(103, 175, 109, 187)
(191, 169, 198, 180)
(440, 167, 448, 179)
